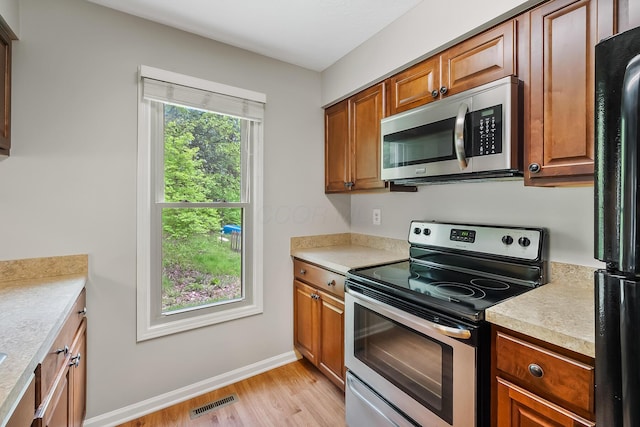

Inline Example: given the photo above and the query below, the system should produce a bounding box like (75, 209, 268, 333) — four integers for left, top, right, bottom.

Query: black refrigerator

(595, 25, 640, 427)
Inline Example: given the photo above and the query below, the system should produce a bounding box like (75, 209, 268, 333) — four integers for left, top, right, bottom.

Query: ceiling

(87, 0, 424, 72)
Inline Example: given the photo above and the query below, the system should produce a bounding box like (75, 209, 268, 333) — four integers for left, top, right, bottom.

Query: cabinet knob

(431, 89, 439, 98)
(528, 363, 544, 378)
(70, 353, 82, 368)
(78, 307, 87, 316)
(299, 269, 306, 275)
(327, 280, 336, 287)
(56, 345, 69, 355)
(344, 181, 354, 189)
(528, 163, 541, 174)
(311, 293, 320, 300)
(440, 86, 448, 95)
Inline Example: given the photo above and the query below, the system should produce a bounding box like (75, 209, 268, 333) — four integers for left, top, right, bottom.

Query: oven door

(345, 288, 477, 427)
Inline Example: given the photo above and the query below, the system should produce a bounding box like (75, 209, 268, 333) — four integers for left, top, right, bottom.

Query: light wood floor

(117, 359, 346, 427)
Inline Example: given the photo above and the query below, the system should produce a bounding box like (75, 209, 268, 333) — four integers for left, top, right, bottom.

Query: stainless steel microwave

(381, 76, 522, 184)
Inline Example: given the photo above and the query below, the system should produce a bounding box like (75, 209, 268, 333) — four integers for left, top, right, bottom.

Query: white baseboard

(84, 351, 299, 427)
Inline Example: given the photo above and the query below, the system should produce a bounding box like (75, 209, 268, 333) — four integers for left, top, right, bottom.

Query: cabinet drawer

(495, 331, 594, 414)
(293, 259, 345, 298)
(37, 289, 86, 404)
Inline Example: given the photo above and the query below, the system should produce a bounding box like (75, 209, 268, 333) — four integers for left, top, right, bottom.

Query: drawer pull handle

(299, 269, 306, 275)
(528, 363, 544, 378)
(70, 353, 82, 368)
(327, 280, 336, 287)
(56, 345, 69, 355)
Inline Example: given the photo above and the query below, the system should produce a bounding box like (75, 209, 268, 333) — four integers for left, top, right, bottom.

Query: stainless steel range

(344, 221, 548, 427)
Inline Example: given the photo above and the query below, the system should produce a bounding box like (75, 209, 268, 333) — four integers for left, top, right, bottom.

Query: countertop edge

(485, 261, 596, 358)
(486, 309, 595, 358)
(291, 245, 408, 275)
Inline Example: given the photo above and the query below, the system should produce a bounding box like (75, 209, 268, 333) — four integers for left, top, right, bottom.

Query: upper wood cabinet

(324, 100, 349, 193)
(441, 20, 516, 99)
(387, 56, 441, 115)
(524, 0, 614, 186)
(325, 82, 386, 193)
(0, 19, 12, 157)
(388, 20, 516, 116)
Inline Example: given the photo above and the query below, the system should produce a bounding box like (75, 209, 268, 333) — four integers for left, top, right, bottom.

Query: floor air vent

(189, 393, 239, 419)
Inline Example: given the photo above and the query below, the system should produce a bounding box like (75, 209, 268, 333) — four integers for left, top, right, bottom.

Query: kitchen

(0, 0, 638, 426)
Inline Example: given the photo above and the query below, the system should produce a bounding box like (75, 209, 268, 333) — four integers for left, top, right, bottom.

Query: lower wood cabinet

(492, 326, 595, 426)
(32, 289, 87, 427)
(293, 259, 345, 390)
(6, 377, 36, 427)
(496, 378, 594, 427)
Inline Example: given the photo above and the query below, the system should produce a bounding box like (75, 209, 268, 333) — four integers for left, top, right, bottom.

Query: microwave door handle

(454, 103, 469, 170)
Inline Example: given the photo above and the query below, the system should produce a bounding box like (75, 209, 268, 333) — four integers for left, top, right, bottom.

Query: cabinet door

(441, 20, 516, 97)
(0, 21, 10, 156)
(388, 56, 441, 115)
(293, 280, 319, 365)
(69, 320, 87, 427)
(527, 0, 612, 185)
(6, 376, 35, 427)
(350, 83, 386, 191)
(496, 378, 595, 427)
(34, 366, 70, 427)
(325, 100, 350, 193)
(318, 291, 345, 390)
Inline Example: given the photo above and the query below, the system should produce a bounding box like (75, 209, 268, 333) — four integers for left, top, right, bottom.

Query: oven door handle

(454, 102, 469, 170)
(433, 323, 472, 340)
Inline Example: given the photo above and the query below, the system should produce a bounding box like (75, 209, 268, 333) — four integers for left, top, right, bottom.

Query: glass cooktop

(347, 260, 537, 322)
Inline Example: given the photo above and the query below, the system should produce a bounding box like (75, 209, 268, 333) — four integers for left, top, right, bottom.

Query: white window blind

(140, 65, 265, 122)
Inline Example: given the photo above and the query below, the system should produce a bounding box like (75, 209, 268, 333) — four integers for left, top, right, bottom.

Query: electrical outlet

(372, 208, 381, 225)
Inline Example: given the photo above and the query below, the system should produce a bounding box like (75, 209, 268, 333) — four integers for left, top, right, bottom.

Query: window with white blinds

(136, 65, 265, 341)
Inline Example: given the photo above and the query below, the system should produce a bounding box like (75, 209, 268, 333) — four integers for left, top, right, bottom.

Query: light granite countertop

(486, 262, 596, 358)
(0, 255, 87, 426)
(291, 233, 596, 358)
(290, 232, 409, 274)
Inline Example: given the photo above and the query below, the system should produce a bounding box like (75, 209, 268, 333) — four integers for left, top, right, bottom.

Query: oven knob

(518, 237, 531, 247)
(501, 235, 513, 245)
(413, 227, 421, 235)
(423, 228, 431, 236)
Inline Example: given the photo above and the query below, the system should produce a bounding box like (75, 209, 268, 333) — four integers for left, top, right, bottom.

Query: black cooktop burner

(431, 282, 486, 300)
(347, 260, 536, 322)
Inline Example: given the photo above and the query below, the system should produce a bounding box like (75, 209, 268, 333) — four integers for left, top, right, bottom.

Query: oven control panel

(409, 221, 544, 261)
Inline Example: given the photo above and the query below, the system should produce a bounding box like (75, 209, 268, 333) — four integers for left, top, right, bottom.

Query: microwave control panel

(471, 104, 503, 156)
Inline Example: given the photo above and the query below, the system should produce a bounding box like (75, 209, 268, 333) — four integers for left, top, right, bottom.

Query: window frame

(136, 65, 265, 341)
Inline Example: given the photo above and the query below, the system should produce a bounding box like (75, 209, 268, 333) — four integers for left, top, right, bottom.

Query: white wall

(0, 0, 18, 37)
(321, 0, 544, 106)
(322, 0, 601, 269)
(0, 0, 349, 420)
(351, 182, 601, 268)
